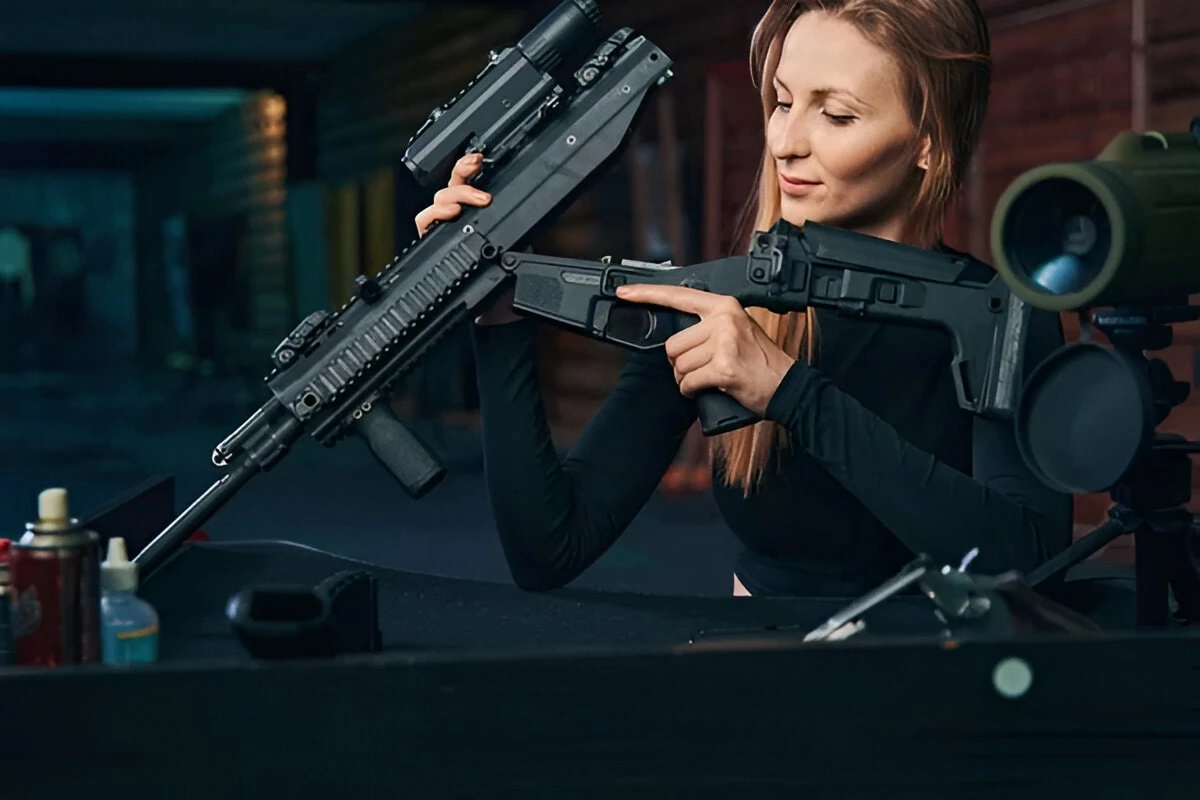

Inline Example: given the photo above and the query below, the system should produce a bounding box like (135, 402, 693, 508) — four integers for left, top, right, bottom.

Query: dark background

(0, 0, 1196, 593)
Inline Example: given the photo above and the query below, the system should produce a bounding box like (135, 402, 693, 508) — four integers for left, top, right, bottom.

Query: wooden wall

(135, 91, 291, 365)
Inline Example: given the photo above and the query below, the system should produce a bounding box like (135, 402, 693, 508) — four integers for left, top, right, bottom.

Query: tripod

(1026, 307, 1200, 628)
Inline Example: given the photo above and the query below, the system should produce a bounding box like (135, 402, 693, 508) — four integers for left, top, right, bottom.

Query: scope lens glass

(1002, 177, 1112, 296)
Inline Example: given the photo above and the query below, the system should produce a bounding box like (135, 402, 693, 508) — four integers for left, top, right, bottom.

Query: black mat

(141, 541, 948, 661)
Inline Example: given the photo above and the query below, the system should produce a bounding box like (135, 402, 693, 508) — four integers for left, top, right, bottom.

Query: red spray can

(10, 487, 102, 666)
(0, 539, 13, 665)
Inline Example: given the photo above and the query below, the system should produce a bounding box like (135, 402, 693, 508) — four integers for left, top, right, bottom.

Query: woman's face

(766, 11, 929, 243)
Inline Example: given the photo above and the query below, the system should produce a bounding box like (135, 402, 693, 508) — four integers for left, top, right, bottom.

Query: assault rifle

(506, 218, 1031, 433)
(135, 0, 1030, 578)
(136, 0, 673, 575)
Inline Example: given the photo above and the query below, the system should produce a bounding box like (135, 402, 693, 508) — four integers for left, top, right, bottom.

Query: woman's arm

(472, 318, 697, 590)
(762, 308, 1073, 575)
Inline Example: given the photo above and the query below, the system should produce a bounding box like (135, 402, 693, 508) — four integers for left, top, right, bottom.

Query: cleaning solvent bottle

(99, 537, 159, 665)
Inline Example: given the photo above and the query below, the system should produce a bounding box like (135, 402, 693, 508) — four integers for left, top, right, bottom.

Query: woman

(415, 0, 1072, 597)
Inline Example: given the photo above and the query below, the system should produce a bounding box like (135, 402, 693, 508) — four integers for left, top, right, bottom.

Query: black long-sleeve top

(470, 262, 1073, 596)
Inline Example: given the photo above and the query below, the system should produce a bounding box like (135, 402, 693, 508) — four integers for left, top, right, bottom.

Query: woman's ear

(917, 135, 932, 171)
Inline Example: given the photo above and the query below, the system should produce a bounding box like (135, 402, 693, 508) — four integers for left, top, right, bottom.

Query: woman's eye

(823, 111, 857, 125)
(775, 102, 792, 112)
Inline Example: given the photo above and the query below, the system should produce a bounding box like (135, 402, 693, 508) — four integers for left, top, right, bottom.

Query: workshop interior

(1, 0, 1199, 796)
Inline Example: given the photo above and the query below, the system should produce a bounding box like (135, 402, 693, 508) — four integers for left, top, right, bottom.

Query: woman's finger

(415, 202, 463, 236)
(433, 184, 491, 209)
(678, 367, 718, 399)
(414, 154, 491, 236)
(417, 185, 492, 236)
(671, 343, 713, 377)
(663, 321, 709, 361)
(449, 153, 484, 186)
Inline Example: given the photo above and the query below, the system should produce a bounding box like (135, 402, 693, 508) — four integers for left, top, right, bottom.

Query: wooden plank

(980, 0, 1074, 17)
(941, 192, 971, 254)
(326, 183, 361, 306)
(627, 116, 651, 260)
(1147, 35, 1200, 104)
(658, 89, 688, 263)
(1149, 94, 1200, 130)
(704, 60, 763, 261)
(989, 0, 1131, 69)
(986, 54, 1133, 125)
(703, 64, 728, 263)
(979, 109, 1134, 183)
(1146, 0, 1200, 41)
(363, 168, 396, 278)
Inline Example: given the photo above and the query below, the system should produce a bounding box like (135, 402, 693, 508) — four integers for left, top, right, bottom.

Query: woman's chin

(779, 200, 819, 229)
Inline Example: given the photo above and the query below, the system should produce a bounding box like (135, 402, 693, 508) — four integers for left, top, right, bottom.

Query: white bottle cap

(38, 488, 70, 525)
(101, 537, 139, 593)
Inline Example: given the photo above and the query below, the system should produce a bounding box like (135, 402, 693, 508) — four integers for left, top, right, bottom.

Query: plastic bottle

(99, 538, 159, 665)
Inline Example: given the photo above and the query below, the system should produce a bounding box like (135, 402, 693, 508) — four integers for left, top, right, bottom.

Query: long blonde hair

(711, 0, 992, 494)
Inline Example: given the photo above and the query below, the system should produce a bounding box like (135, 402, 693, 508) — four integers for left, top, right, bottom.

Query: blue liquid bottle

(100, 537, 159, 665)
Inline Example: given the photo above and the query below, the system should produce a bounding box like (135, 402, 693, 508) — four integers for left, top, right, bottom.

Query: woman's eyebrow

(812, 86, 873, 110)
(774, 75, 873, 110)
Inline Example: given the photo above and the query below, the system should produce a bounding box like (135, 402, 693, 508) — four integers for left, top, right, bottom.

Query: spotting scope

(987, 117, 1200, 496)
(991, 118, 1200, 313)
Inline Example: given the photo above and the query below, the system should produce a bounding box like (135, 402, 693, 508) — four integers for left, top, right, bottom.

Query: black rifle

(507, 219, 1032, 433)
(135, 0, 671, 576)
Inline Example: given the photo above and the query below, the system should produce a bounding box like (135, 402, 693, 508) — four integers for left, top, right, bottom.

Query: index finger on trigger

(615, 283, 713, 315)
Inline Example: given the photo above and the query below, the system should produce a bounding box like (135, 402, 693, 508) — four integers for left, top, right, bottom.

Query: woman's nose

(770, 113, 812, 161)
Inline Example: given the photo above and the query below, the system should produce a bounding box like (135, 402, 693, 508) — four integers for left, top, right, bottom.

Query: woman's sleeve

(761, 308, 1073, 575)
(471, 319, 698, 589)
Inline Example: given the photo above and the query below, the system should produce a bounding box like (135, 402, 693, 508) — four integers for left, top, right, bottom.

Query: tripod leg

(1165, 529, 1200, 621)
(1027, 517, 1130, 587)
(1134, 527, 1171, 627)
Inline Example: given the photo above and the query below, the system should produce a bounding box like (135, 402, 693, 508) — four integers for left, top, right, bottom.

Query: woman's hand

(614, 284, 796, 416)
(413, 153, 518, 325)
(413, 152, 491, 236)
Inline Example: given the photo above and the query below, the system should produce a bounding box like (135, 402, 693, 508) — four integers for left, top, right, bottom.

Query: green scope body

(991, 129, 1200, 312)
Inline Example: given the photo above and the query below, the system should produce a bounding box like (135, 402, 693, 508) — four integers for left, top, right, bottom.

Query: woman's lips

(779, 174, 821, 196)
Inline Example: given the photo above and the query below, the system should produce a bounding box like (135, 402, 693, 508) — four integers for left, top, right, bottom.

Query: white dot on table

(992, 657, 1033, 699)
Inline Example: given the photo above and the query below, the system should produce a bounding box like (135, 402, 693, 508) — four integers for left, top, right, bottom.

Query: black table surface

(140, 540, 948, 661)
(6, 542, 1200, 799)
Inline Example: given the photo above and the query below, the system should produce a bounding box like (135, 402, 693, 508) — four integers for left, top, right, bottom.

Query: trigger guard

(670, 312, 699, 336)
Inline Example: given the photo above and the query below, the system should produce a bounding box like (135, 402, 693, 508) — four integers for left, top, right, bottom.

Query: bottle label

(12, 585, 41, 638)
(103, 623, 158, 665)
(116, 623, 158, 640)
